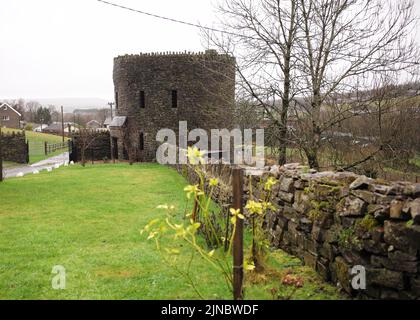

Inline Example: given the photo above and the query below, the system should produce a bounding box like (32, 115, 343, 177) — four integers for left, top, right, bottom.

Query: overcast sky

(0, 0, 419, 101)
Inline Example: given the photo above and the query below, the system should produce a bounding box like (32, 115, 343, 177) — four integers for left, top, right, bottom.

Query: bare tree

(49, 105, 60, 123)
(206, 0, 299, 165)
(293, 0, 418, 168)
(209, 0, 418, 170)
(25, 100, 41, 123)
(77, 129, 98, 167)
(234, 99, 262, 131)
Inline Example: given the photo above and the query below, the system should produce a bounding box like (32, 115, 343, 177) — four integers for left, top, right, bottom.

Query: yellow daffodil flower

(187, 146, 206, 164)
(245, 200, 263, 215)
(209, 178, 218, 187)
(229, 208, 245, 224)
(183, 184, 204, 199)
(264, 177, 278, 191)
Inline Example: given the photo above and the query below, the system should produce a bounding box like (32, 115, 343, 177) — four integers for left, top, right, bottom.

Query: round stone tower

(110, 50, 236, 162)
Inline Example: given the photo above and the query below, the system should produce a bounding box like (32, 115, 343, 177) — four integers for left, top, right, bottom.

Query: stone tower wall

(112, 51, 236, 161)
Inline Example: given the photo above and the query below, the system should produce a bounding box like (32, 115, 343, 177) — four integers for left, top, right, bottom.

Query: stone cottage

(0, 103, 22, 129)
(110, 50, 236, 162)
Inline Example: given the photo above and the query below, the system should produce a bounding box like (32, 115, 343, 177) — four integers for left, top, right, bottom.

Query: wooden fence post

(232, 167, 244, 300)
(0, 127, 3, 182)
(44, 141, 48, 155)
(67, 140, 72, 162)
(26, 142, 29, 164)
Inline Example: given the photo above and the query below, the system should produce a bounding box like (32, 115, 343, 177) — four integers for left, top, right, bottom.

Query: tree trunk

(307, 94, 322, 170)
(278, 143, 287, 166)
(81, 149, 86, 167)
(278, 97, 289, 166)
(306, 129, 321, 170)
(278, 59, 291, 166)
(307, 151, 319, 170)
(306, 131, 321, 170)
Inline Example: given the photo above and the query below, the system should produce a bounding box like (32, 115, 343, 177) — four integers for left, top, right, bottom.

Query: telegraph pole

(108, 102, 115, 120)
(61, 106, 65, 143)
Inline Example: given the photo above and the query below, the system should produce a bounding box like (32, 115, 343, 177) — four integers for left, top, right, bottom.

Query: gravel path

(2, 152, 70, 179)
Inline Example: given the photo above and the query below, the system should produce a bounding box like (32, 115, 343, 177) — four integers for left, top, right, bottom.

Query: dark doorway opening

(139, 132, 144, 151)
(123, 147, 128, 160)
(112, 137, 118, 160)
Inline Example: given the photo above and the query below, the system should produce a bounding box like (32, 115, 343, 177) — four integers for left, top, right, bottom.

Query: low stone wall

(0, 131, 29, 163)
(173, 163, 420, 299)
(70, 131, 111, 163)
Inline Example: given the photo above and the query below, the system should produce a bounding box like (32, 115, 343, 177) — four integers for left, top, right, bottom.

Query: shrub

(245, 176, 278, 273)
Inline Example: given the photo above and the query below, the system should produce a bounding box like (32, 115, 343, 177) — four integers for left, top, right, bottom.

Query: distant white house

(64, 122, 79, 133)
(33, 122, 79, 134)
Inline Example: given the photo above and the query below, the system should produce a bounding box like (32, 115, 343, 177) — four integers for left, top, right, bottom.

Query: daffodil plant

(245, 176, 278, 272)
(142, 147, 254, 298)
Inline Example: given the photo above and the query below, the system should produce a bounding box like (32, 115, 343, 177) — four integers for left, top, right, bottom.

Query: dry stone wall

(174, 163, 420, 299)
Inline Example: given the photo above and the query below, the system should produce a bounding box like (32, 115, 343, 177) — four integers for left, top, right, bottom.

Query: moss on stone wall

(174, 162, 420, 300)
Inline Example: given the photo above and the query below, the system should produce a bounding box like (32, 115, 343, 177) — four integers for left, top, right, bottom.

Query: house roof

(86, 120, 101, 126)
(109, 116, 127, 127)
(0, 103, 22, 117)
(44, 122, 62, 131)
(103, 117, 112, 125)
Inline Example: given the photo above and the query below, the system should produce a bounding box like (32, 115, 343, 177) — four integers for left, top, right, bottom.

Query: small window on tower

(139, 132, 144, 151)
(171, 90, 178, 108)
(115, 91, 119, 109)
(139, 91, 145, 108)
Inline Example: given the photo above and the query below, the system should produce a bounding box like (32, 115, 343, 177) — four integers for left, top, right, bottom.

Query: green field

(1, 128, 68, 164)
(0, 164, 343, 300)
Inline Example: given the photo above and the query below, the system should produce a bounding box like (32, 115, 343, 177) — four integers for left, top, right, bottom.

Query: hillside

(30, 98, 110, 112)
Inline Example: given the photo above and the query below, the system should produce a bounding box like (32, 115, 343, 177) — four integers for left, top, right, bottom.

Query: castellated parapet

(110, 50, 236, 162)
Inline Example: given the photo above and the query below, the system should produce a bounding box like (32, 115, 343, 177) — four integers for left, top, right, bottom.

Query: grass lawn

(1, 128, 68, 164)
(0, 163, 343, 299)
(2, 161, 21, 169)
